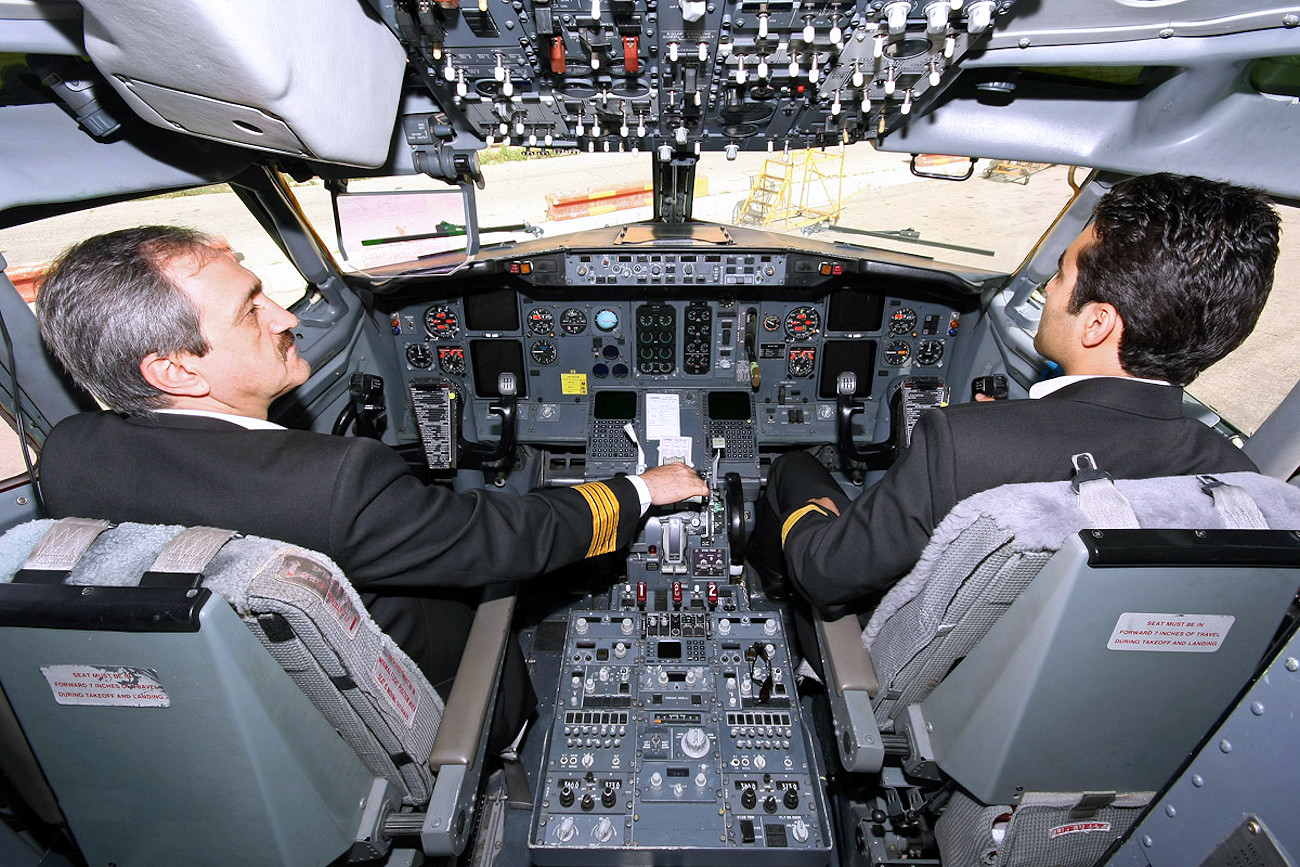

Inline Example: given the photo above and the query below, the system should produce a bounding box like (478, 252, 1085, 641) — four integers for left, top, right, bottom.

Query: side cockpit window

(0, 182, 313, 480)
(1187, 200, 1299, 435)
(0, 183, 310, 312)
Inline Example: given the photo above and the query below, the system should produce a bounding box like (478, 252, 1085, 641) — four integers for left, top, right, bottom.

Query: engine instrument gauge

(405, 343, 433, 369)
(560, 308, 588, 334)
(424, 305, 460, 340)
(531, 340, 558, 364)
(437, 346, 466, 376)
(528, 308, 555, 334)
(916, 339, 945, 366)
(762, 314, 782, 332)
(884, 341, 911, 366)
(784, 306, 821, 340)
(889, 307, 917, 336)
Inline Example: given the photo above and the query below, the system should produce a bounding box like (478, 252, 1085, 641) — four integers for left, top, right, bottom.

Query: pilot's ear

(1079, 301, 1122, 350)
(140, 352, 209, 398)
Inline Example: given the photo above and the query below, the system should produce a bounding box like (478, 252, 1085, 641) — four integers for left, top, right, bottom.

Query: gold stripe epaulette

(574, 481, 620, 557)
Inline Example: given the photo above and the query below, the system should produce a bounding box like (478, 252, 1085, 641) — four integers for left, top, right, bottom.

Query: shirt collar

(1028, 373, 1172, 400)
(156, 408, 285, 431)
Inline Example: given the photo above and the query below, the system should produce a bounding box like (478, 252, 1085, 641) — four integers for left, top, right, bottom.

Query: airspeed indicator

(784, 306, 821, 340)
(889, 307, 917, 336)
(528, 308, 555, 334)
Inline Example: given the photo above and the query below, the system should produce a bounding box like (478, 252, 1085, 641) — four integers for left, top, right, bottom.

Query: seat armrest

(815, 613, 885, 773)
(423, 588, 517, 856)
(818, 613, 879, 697)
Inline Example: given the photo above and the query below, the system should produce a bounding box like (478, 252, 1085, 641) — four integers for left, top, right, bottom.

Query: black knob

(741, 788, 757, 810)
(560, 785, 575, 808)
(602, 786, 617, 808)
(581, 793, 595, 812)
(783, 787, 799, 809)
(763, 795, 778, 814)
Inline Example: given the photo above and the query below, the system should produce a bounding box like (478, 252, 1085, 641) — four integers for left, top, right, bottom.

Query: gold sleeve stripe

(781, 503, 829, 547)
(574, 481, 620, 557)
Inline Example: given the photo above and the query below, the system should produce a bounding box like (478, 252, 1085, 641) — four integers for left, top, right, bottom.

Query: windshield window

(297, 142, 1082, 277)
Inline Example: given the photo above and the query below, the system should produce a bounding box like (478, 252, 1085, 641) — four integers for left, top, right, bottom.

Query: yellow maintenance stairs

(733, 148, 845, 227)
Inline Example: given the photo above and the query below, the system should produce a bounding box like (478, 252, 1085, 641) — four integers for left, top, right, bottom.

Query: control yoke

(332, 373, 386, 438)
(836, 371, 897, 471)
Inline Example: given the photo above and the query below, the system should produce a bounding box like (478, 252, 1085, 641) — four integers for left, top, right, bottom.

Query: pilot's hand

(973, 392, 997, 402)
(640, 462, 710, 505)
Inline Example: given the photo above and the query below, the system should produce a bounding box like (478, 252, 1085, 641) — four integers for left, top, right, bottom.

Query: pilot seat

(0, 518, 516, 866)
(814, 459, 1300, 866)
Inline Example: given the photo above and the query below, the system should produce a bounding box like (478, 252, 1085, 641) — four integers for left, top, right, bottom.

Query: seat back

(0, 519, 451, 866)
(863, 471, 1300, 728)
(921, 526, 1300, 866)
(861, 472, 1300, 867)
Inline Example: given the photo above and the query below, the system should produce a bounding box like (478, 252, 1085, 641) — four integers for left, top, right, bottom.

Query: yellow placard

(561, 372, 588, 395)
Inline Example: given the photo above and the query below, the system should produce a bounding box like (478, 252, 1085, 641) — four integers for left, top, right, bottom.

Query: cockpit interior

(2, 2, 1300, 866)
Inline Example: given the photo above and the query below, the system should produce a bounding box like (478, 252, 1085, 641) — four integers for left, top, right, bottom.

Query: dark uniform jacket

(40, 411, 641, 590)
(38, 411, 643, 724)
(770, 378, 1257, 612)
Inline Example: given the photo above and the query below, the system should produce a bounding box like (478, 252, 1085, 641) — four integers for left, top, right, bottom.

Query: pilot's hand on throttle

(973, 392, 997, 402)
(640, 462, 709, 505)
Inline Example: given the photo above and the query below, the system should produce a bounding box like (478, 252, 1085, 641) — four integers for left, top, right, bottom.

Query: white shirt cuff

(628, 474, 652, 516)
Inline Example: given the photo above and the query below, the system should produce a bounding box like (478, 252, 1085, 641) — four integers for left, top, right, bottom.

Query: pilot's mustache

(276, 331, 295, 360)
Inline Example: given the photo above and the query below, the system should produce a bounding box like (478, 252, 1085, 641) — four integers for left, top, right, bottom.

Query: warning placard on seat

(1107, 613, 1234, 652)
(40, 665, 170, 707)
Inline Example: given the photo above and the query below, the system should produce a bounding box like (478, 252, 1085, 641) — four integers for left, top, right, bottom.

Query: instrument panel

(387, 252, 971, 462)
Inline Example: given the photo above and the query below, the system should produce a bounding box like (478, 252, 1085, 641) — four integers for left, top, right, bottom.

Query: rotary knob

(680, 726, 710, 759)
(593, 816, 616, 843)
(555, 816, 578, 842)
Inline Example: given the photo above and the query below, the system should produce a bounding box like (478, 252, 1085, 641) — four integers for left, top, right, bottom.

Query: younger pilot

(752, 173, 1280, 614)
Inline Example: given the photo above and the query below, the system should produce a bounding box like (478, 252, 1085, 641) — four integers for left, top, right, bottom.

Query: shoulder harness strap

(1070, 453, 1139, 528)
(13, 517, 114, 584)
(1197, 475, 1268, 529)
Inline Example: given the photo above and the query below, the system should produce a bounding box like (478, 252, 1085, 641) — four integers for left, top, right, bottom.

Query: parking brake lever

(836, 371, 896, 471)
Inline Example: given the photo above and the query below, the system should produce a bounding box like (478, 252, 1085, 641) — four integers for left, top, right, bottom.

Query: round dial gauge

(594, 308, 619, 332)
(784, 306, 822, 340)
(424, 305, 460, 340)
(787, 349, 816, 377)
(762, 314, 782, 332)
(889, 307, 917, 336)
(560, 308, 588, 334)
(916, 339, 945, 366)
(530, 340, 557, 365)
(884, 341, 912, 366)
(437, 346, 466, 376)
(527, 307, 554, 334)
(405, 343, 433, 369)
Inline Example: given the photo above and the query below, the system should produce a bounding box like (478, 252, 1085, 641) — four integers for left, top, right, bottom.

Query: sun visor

(80, 0, 407, 168)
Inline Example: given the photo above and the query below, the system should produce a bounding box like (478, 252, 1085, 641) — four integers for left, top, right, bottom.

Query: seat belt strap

(1198, 475, 1268, 529)
(1071, 453, 1140, 528)
(12, 518, 114, 583)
